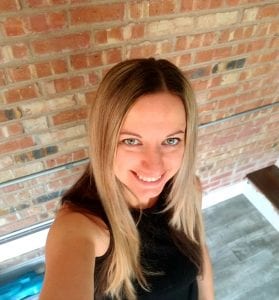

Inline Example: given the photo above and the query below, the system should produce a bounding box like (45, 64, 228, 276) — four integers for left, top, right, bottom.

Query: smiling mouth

(135, 173, 162, 183)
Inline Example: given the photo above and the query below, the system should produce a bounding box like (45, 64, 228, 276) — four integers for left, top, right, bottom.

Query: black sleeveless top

(95, 198, 198, 300)
(62, 172, 198, 299)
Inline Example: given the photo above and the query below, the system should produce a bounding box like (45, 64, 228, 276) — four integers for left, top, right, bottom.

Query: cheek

(166, 148, 184, 169)
(114, 150, 135, 178)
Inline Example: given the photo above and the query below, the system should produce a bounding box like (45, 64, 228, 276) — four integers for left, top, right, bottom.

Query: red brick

(0, 128, 4, 139)
(32, 32, 90, 55)
(8, 65, 32, 82)
(107, 27, 123, 42)
(29, 14, 48, 32)
(160, 40, 173, 54)
(225, 0, 240, 5)
(85, 90, 97, 105)
(238, 125, 261, 139)
(246, 53, 259, 64)
(149, 0, 175, 16)
(4, 84, 39, 104)
(0, 48, 4, 63)
(3, 123, 24, 137)
(0, 136, 34, 154)
(0, 0, 20, 11)
(270, 37, 279, 49)
(181, 0, 193, 11)
(178, 54, 191, 66)
(129, 1, 143, 19)
(70, 3, 124, 24)
(175, 36, 188, 51)
(191, 79, 209, 91)
(234, 27, 244, 40)
(48, 11, 67, 30)
(88, 72, 99, 85)
(4, 17, 26, 36)
(241, 78, 262, 91)
(2, 183, 24, 193)
(35, 62, 52, 77)
(217, 96, 237, 109)
(70, 76, 84, 90)
(210, 171, 233, 183)
(51, 108, 88, 125)
(237, 90, 259, 102)
(131, 24, 145, 39)
(193, 0, 210, 10)
(35, 59, 67, 77)
(261, 97, 275, 107)
(252, 65, 272, 77)
(257, 4, 279, 19)
(0, 70, 6, 86)
(234, 43, 248, 55)
(26, 0, 48, 7)
(88, 52, 103, 67)
(219, 29, 230, 43)
(95, 30, 107, 44)
(202, 32, 216, 46)
(53, 76, 84, 93)
(202, 180, 221, 192)
(105, 48, 122, 64)
(254, 23, 269, 37)
(243, 26, 254, 38)
(212, 134, 237, 146)
(260, 85, 278, 97)
(234, 99, 263, 114)
(188, 34, 202, 48)
(210, 0, 223, 8)
(269, 21, 279, 35)
(247, 39, 266, 52)
(12, 43, 29, 59)
(195, 50, 214, 63)
(73, 149, 87, 161)
(214, 47, 232, 59)
(209, 85, 239, 99)
(128, 43, 157, 59)
(259, 51, 278, 63)
(52, 59, 68, 74)
(198, 101, 217, 114)
(45, 152, 78, 168)
(29, 12, 66, 32)
(70, 54, 87, 69)
(208, 76, 222, 88)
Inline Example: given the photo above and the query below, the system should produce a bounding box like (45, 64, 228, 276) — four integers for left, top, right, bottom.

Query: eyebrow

(119, 130, 185, 138)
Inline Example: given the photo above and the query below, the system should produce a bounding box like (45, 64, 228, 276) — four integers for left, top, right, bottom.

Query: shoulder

(40, 205, 110, 299)
(47, 205, 110, 257)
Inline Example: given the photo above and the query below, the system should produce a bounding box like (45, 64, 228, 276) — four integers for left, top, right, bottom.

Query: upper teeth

(137, 174, 161, 182)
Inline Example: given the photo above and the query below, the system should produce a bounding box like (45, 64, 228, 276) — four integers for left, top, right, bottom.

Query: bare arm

(39, 210, 104, 300)
(197, 245, 215, 300)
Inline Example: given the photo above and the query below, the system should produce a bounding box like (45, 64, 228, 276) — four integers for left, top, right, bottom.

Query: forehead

(121, 92, 186, 132)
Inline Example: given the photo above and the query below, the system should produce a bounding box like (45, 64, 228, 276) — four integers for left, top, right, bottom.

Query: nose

(140, 147, 164, 175)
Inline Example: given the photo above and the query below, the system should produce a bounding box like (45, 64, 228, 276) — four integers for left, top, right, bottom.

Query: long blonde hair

(86, 58, 203, 299)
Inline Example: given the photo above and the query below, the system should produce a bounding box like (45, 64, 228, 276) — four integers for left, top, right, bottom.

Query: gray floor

(203, 194, 279, 300)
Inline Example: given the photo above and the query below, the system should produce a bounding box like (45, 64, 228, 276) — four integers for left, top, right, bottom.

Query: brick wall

(0, 0, 278, 236)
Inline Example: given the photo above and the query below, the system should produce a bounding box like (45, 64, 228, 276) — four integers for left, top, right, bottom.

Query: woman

(39, 58, 214, 300)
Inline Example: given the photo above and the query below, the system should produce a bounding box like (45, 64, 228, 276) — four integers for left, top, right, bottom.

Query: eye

(121, 138, 141, 146)
(163, 137, 181, 146)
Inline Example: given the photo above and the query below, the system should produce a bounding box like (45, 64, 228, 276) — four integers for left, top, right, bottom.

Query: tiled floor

(203, 194, 279, 300)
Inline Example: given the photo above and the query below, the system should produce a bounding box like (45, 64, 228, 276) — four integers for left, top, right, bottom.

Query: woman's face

(114, 92, 186, 209)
